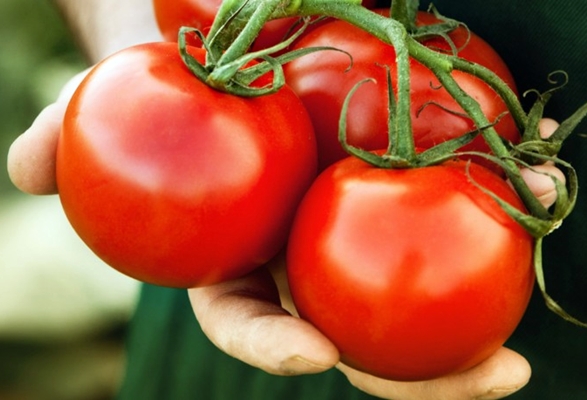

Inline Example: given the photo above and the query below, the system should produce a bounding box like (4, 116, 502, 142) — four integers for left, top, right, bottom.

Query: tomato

(153, 0, 219, 39)
(57, 42, 317, 288)
(286, 157, 534, 381)
(283, 10, 520, 171)
(153, 0, 378, 50)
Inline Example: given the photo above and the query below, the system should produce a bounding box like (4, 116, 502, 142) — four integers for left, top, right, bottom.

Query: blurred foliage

(0, 0, 85, 193)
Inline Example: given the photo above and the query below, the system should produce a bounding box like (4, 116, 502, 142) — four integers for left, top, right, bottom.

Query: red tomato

(153, 0, 220, 38)
(287, 157, 534, 381)
(284, 10, 520, 171)
(57, 43, 317, 288)
(153, 0, 378, 50)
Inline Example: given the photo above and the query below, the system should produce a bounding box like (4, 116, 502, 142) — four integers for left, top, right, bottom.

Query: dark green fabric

(117, 285, 379, 400)
(118, 1, 587, 399)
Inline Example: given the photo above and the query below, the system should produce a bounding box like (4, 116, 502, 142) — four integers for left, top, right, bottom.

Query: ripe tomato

(57, 42, 317, 288)
(153, 0, 377, 50)
(287, 157, 534, 381)
(283, 10, 520, 171)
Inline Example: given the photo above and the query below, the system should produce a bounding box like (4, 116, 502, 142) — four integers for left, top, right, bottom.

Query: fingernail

(280, 356, 331, 375)
(475, 386, 524, 400)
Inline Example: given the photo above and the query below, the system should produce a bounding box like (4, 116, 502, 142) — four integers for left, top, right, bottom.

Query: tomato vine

(172, 0, 587, 326)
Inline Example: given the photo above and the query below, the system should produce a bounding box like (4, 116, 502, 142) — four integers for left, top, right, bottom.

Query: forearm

(50, 0, 162, 63)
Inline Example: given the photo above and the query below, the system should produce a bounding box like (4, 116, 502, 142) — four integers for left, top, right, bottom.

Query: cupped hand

(189, 253, 532, 400)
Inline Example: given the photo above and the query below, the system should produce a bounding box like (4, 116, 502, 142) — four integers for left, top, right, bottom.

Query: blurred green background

(1, 1, 139, 399)
(0, 0, 84, 193)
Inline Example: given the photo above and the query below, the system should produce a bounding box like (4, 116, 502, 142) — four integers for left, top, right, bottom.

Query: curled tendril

(411, 4, 471, 57)
(416, 101, 471, 119)
(520, 70, 584, 150)
(523, 70, 570, 101)
(547, 69, 570, 87)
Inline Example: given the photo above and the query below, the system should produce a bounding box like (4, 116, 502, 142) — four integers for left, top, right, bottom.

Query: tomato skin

(153, 0, 220, 38)
(57, 43, 317, 288)
(287, 157, 534, 381)
(284, 10, 520, 171)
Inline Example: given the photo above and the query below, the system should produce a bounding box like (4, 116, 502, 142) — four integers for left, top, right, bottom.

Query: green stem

(205, 0, 247, 61)
(390, 0, 419, 32)
(214, 0, 282, 68)
(296, 2, 417, 160)
(448, 53, 528, 132)
(205, 0, 304, 67)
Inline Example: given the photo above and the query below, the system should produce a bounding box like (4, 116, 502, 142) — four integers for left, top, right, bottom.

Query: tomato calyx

(177, 0, 358, 97)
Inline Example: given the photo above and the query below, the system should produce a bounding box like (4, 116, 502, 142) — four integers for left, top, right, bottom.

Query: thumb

(338, 347, 531, 400)
(188, 266, 339, 376)
(7, 69, 89, 195)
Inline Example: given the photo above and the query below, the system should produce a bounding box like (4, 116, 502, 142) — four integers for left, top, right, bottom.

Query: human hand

(189, 256, 533, 400)
(8, 71, 86, 195)
(512, 118, 566, 207)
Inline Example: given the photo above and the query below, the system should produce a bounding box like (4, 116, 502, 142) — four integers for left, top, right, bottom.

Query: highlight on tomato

(57, 42, 317, 288)
(286, 156, 535, 381)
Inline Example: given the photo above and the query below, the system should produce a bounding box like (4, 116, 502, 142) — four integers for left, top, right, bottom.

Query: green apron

(118, 1, 587, 398)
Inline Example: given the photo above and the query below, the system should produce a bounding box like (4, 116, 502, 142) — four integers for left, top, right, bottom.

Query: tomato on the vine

(284, 10, 520, 171)
(287, 157, 534, 381)
(153, 0, 378, 50)
(57, 42, 317, 288)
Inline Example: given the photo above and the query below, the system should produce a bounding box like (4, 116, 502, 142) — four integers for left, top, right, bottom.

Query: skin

(7, 1, 564, 398)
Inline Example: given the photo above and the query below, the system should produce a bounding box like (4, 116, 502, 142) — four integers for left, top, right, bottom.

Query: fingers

(338, 347, 531, 400)
(538, 118, 559, 139)
(518, 163, 565, 208)
(7, 69, 89, 195)
(188, 266, 339, 376)
(7, 102, 65, 195)
(513, 118, 564, 209)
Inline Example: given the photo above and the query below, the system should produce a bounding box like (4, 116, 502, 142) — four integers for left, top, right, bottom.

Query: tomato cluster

(56, 1, 536, 382)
